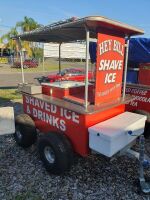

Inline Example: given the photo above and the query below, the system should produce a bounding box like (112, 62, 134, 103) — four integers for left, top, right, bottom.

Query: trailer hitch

(119, 134, 150, 194)
(139, 134, 150, 194)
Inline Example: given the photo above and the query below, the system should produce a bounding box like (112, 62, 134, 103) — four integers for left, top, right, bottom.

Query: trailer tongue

(14, 16, 150, 193)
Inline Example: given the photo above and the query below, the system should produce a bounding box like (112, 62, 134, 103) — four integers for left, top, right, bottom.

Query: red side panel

(126, 85, 150, 113)
(42, 85, 69, 98)
(138, 68, 150, 86)
(23, 94, 125, 156)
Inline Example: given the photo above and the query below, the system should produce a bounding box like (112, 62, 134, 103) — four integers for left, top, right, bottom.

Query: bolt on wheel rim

(44, 146, 55, 164)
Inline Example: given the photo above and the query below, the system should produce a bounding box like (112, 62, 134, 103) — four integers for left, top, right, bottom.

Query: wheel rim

(44, 146, 55, 164)
(16, 127, 22, 141)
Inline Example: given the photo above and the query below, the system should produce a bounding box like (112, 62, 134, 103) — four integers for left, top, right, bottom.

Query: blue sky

(0, 0, 150, 37)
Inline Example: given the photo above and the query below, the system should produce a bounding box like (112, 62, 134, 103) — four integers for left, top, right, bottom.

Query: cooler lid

(88, 112, 146, 141)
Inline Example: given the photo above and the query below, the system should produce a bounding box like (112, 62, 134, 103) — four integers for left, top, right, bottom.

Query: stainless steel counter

(41, 81, 89, 89)
(23, 93, 133, 115)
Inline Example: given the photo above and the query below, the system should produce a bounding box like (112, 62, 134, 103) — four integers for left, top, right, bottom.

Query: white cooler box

(88, 112, 147, 157)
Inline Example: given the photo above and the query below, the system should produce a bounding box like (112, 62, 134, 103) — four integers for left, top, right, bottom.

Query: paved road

(0, 72, 47, 87)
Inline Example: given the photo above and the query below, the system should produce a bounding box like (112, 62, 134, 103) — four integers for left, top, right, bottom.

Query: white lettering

(45, 102, 50, 112)
(64, 109, 71, 120)
(72, 112, 79, 124)
(30, 97, 34, 105)
(52, 116, 59, 129)
(105, 73, 116, 83)
(25, 96, 29, 103)
(113, 40, 124, 56)
(99, 40, 112, 55)
(26, 105, 31, 114)
(99, 60, 123, 71)
(51, 105, 57, 113)
(46, 113, 52, 124)
(60, 120, 66, 131)
(38, 110, 43, 120)
(33, 108, 37, 117)
(34, 99, 40, 107)
(39, 100, 45, 109)
(25, 97, 80, 132)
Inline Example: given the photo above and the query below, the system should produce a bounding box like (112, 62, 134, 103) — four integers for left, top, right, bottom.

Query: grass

(0, 58, 85, 73)
(0, 89, 21, 103)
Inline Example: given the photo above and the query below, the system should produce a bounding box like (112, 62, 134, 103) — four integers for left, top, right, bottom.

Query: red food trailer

(14, 16, 150, 193)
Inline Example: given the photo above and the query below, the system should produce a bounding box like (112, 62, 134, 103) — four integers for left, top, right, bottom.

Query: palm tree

(16, 16, 40, 32)
(16, 16, 41, 57)
(1, 27, 19, 54)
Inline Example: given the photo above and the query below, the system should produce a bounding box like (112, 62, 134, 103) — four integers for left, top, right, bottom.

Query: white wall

(44, 43, 86, 59)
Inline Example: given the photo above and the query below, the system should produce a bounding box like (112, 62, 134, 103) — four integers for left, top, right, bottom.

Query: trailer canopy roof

(14, 16, 144, 43)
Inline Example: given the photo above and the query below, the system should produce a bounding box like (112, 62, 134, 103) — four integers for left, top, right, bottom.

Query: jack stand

(139, 135, 150, 194)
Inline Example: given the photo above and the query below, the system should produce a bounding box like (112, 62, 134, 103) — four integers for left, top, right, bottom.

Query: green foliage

(32, 47, 43, 59)
(1, 16, 42, 57)
(16, 16, 41, 33)
(0, 89, 21, 103)
(1, 27, 19, 51)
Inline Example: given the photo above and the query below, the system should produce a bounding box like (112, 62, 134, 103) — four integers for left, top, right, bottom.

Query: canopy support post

(42, 43, 45, 75)
(84, 27, 90, 110)
(123, 36, 130, 99)
(59, 43, 62, 74)
(18, 37, 25, 83)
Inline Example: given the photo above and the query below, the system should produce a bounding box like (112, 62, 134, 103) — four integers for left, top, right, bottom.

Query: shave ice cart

(14, 16, 150, 193)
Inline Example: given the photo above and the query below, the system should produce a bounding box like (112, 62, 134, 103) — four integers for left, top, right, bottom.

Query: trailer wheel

(14, 114, 37, 147)
(38, 132, 73, 174)
(134, 110, 150, 139)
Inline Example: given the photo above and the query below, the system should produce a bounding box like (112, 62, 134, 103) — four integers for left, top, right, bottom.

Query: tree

(16, 16, 41, 32)
(1, 16, 42, 58)
(16, 16, 41, 57)
(1, 27, 19, 54)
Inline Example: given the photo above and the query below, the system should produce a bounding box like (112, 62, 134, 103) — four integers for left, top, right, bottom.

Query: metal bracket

(139, 135, 150, 194)
(118, 135, 150, 194)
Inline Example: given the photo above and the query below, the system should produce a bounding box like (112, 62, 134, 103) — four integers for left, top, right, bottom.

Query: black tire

(38, 132, 73, 174)
(134, 110, 150, 139)
(14, 114, 37, 148)
(144, 122, 150, 139)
